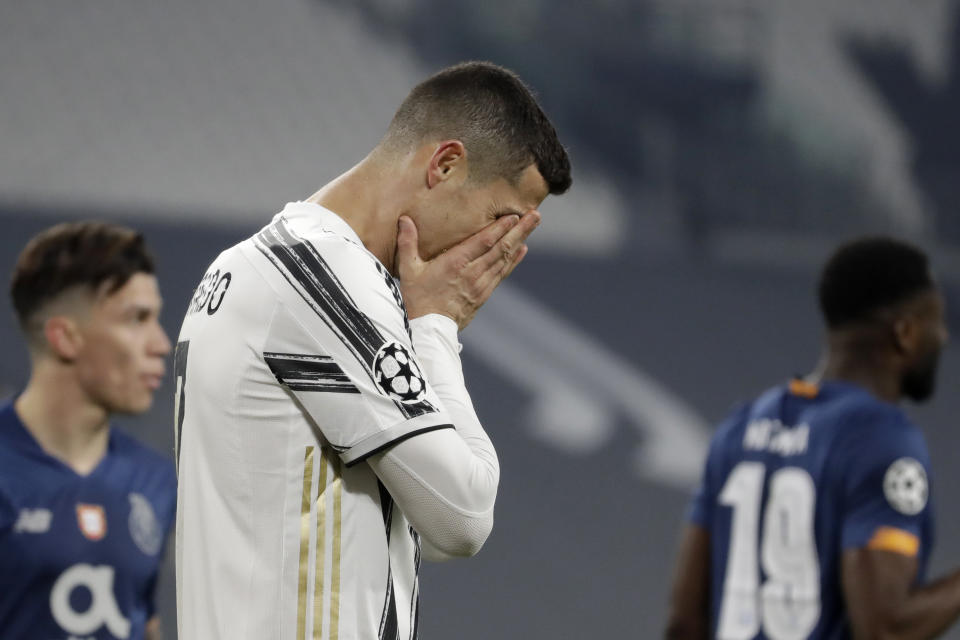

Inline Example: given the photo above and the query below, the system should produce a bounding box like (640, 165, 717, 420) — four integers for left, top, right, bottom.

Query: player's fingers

(471, 244, 529, 303)
(453, 214, 520, 263)
(499, 243, 529, 281)
(471, 210, 539, 273)
(395, 216, 422, 276)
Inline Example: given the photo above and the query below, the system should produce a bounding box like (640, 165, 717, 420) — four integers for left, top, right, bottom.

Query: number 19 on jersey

(717, 462, 821, 640)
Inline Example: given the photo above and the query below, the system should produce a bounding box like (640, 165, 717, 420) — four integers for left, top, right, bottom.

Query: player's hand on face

(396, 210, 541, 330)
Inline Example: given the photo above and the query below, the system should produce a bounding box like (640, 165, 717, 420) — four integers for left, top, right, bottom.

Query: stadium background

(3, 0, 960, 637)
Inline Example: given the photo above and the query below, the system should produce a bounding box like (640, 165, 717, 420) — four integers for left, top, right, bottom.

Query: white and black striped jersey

(174, 202, 452, 640)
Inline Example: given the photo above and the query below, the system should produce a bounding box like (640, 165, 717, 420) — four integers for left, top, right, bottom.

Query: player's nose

(151, 322, 173, 357)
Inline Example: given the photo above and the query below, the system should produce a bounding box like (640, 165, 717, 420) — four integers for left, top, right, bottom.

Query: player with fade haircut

(174, 60, 571, 640)
(0, 222, 176, 640)
(665, 237, 960, 639)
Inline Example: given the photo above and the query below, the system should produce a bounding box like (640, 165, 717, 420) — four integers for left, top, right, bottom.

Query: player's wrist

(410, 313, 459, 332)
(407, 302, 470, 329)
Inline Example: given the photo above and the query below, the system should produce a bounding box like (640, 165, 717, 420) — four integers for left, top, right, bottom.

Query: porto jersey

(0, 402, 176, 640)
(689, 380, 934, 640)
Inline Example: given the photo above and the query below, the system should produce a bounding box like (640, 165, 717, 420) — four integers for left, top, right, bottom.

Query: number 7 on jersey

(174, 341, 189, 469)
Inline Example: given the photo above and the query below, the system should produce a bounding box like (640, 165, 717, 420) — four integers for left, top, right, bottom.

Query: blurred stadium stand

(3, 0, 960, 637)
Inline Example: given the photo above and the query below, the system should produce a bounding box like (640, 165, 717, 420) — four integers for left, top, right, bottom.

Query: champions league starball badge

(883, 457, 928, 516)
(373, 341, 427, 403)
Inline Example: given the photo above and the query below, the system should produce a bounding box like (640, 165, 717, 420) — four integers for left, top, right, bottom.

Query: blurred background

(3, 0, 960, 637)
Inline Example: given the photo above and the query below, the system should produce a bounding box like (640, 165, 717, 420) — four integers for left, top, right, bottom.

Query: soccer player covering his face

(665, 237, 960, 640)
(174, 61, 571, 640)
(0, 222, 176, 640)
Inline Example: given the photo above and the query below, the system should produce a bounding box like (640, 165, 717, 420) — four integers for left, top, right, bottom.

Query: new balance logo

(14, 508, 53, 533)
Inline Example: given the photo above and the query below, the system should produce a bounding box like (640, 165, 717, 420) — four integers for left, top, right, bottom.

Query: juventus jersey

(175, 202, 452, 640)
(689, 379, 934, 640)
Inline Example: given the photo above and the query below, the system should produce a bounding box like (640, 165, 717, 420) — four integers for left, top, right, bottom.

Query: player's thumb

(395, 216, 422, 274)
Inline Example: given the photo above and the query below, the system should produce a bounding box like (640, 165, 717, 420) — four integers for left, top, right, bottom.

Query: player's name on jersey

(742, 418, 810, 456)
(186, 268, 232, 317)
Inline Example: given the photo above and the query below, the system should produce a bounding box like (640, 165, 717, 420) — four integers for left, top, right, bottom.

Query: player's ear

(892, 315, 919, 357)
(43, 315, 84, 362)
(426, 140, 467, 189)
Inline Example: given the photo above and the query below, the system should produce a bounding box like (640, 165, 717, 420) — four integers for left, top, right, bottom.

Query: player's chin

(902, 373, 937, 403)
(112, 391, 156, 415)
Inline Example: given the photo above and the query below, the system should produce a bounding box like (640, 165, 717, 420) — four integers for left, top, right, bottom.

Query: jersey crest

(129, 493, 164, 556)
(76, 504, 107, 541)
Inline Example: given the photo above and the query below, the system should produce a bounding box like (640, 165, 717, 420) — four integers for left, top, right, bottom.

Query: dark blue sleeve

(840, 414, 931, 551)
(688, 443, 719, 527)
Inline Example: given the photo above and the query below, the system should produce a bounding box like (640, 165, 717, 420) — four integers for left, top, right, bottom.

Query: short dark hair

(10, 221, 155, 336)
(818, 236, 934, 329)
(385, 61, 572, 195)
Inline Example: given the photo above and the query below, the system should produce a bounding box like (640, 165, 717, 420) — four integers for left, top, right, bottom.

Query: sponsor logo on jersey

(13, 508, 52, 534)
(76, 504, 107, 541)
(50, 564, 131, 638)
(373, 341, 427, 403)
(128, 493, 163, 556)
(883, 457, 928, 515)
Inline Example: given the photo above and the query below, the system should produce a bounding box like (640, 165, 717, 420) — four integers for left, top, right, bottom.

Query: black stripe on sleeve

(263, 352, 360, 394)
(271, 222, 381, 363)
(343, 424, 455, 468)
(255, 220, 437, 419)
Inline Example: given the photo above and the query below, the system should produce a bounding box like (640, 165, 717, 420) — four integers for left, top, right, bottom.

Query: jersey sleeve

(840, 411, 932, 555)
(688, 443, 719, 528)
(258, 227, 451, 467)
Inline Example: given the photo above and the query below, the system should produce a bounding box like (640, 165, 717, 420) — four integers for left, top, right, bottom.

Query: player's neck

(307, 152, 413, 275)
(817, 347, 902, 404)
(14, 362, 111, 476)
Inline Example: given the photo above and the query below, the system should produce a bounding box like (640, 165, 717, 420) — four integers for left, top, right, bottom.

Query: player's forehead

(478, 164, 549, 214)
(95, 272, 163, 313)
(513, 163, 549, 209)
(904, 287, 944, 319)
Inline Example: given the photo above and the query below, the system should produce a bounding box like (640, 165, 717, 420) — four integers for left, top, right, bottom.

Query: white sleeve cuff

(339, 412, 453, 467)
(410, 314, 462, 354)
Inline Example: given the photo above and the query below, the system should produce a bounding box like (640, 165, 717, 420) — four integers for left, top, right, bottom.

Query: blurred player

(0, 222, 176, 639)
(174, 61, 571, 639)
(665, 237, 960, 639)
